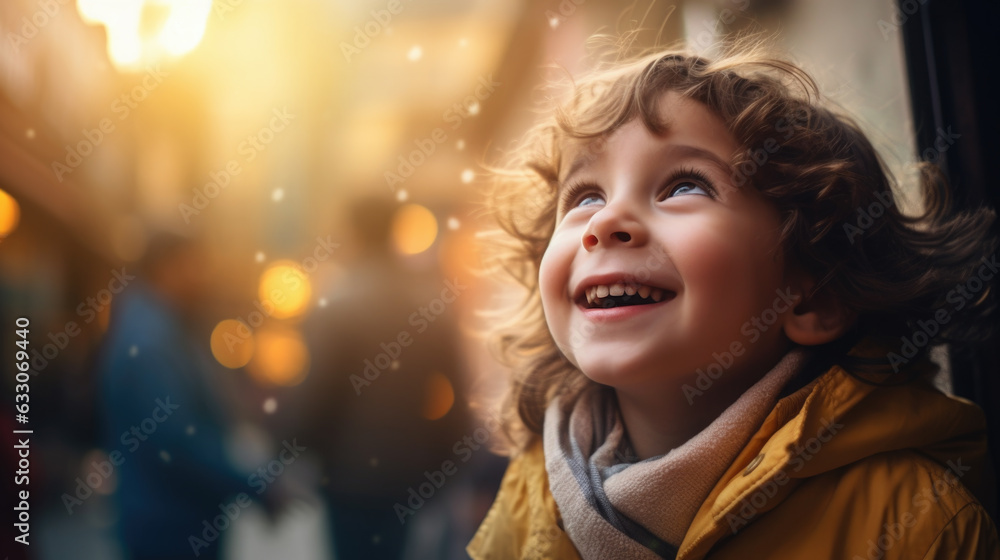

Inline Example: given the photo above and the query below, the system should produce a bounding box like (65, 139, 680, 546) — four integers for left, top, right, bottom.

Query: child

(467, 41, 1000, 560)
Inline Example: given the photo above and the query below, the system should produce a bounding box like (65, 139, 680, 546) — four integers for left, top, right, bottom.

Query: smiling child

(468, 44, 999, 559)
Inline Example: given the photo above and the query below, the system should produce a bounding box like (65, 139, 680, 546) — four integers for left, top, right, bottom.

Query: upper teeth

(585, 283, 666, 305)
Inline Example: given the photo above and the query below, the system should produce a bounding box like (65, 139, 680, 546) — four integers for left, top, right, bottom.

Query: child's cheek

(677, 223, 774, 332)
(537, 238, 581, 365)
(538, 234, 573, 320)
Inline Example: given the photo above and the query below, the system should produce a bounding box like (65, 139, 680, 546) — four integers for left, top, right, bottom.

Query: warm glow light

(392, 204, 438, 255)
(110, 32, 143, 66)
(257, 261, 312, 319)
(158, 0, 213, 55)
(247, 325, 309, 386)
(422, 372, 455, 420)
(343, 108, 406, 174)
(211, 319, 254, 369)
(0, 189, 21, 238)
(439, 230, 479, 282)
(78, 0, 143, 67)
(77, 0, 211, 70)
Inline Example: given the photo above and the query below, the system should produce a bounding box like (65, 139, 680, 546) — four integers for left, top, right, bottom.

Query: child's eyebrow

(560, 153, 592, 186)
(668, 145, 732, 175)
(559, 143, 732, 186)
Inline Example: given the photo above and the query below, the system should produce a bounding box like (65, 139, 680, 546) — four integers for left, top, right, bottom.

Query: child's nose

(582, 206, 648, 250)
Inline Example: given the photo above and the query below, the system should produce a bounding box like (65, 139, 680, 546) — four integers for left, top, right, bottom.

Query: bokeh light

(210, 319, 254, 369)
(439, 230, 480, 282)
(157, 0, 213, 55)
(0, 189, 20, 239)
(422, 372, 455, 420)
(257, 261, 312, 320)
(392, 204, 438, 255)
(77, 0, 212, 70)
(262, 397, 278, 414)
(247, 325, 309, 386)
(77, 0, 142, 66)
(81, 449, 117, 495)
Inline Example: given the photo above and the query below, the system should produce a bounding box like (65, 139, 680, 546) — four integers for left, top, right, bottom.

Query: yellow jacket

(468, 360, 1000, 559)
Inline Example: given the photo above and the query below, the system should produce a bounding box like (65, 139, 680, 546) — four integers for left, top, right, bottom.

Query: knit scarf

(542, 349, 809, 559)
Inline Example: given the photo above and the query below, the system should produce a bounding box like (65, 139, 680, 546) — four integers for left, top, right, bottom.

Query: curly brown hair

(483, 39, 996, 453)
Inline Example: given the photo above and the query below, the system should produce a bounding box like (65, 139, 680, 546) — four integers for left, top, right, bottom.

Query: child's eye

(659, 167, 716, 201)
(577, 194, 604, 207)
(560, 182, 605, 211)
(667, 182, 710, 197)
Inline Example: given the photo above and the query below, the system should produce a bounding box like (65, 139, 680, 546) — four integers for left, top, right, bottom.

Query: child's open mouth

(579, 283, 676, 309)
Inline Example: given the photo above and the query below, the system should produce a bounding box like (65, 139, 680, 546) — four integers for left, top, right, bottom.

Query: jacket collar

(677, 344, 989, 558)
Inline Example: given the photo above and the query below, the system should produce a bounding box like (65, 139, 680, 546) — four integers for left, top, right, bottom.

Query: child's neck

(614, 358, 783, 460)
(615, 387, 735, 460)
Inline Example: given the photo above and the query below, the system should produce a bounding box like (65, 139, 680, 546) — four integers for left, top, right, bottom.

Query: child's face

(539, 92, 794, 393)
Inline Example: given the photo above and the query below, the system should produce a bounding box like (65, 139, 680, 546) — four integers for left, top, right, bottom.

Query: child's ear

(782, 271, 856, 346)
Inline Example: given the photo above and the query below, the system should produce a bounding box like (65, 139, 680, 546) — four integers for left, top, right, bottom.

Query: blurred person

(96, 232, 277, 560)
(298, 195, 472, 560)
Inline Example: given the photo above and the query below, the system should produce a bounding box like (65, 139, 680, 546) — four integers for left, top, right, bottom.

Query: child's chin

(576, 351, 697, 391)
(576, 359, 653, 388)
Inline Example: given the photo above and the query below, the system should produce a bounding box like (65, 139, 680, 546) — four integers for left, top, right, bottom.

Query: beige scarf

(543, 348, 809, 559)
